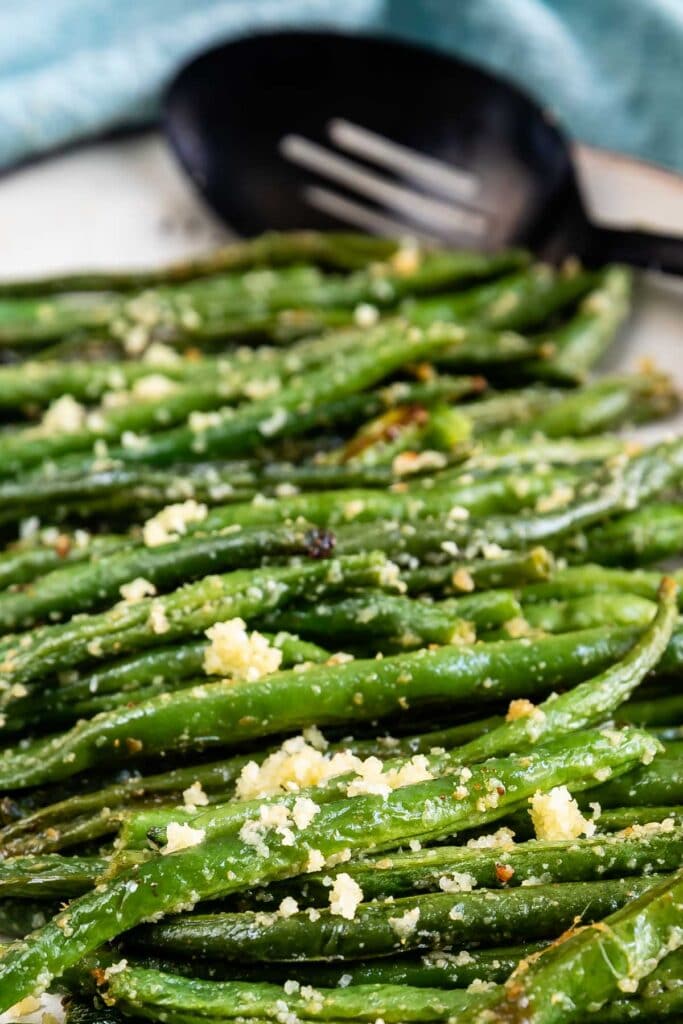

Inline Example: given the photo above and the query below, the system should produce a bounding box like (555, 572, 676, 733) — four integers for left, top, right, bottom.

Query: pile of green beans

(0, 231, 679, 1024)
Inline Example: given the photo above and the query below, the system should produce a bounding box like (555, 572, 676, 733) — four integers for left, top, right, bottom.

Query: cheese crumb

(278, 897, 299, 918)
(536, 484, 575, 513)
(329, 873, 364, 919)
(40, 395, 86, 434)
(239, 818, 269, 857)
(144, 341, 181, 365)
(392, 450, 447, 476)
(346, 754, 434, 798)
(188, 409, 223, 432)
(391, 243, 421, 276)
(259, 407, 288, 436)
(466, 827, 516, 850)
(203, 618, 283, 681)
(306, 848, 326, 873)
(119, 576, 157, 603)
(132, 374, 177, 401)
(530, 786, 596, 841)
(388, 906, 420, 942)
(235, 738, 432, 804)
(161, 822, 206, 854)
(354, 303, 380, 327)
(104, 959, 129, 979)
(182, 781, 209, 810)
(302, 725, 328, 751)
(439, 872, 477, 893)
(235, 737, 356, 799)
(143, 499, 207, 546)
(620, 817, 675, 839)
(291, 796, 320, 830)
(452, 567, 475, 592)
(148, 601, 170, 635)
(506, 698, 544, 722)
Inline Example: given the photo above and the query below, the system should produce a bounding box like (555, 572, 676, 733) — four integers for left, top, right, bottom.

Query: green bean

(279, 827, 683, 904)
(0, 551, 387, 695)
(0, 719, 499, 857)
(0, 727, 656, 1009)
(0, 533, 124, 590)
(260, 590, 520, 647)
(0, 320, 470, 474)
(63, 996, 128, 1024)
(527, 265, 633, 383)
(0, 525, 346, 629)
(0, 855, 105, 899)
(136, 877, 658, 963)
(618, 694, 683, 728)
(107, 945, 540, 989)
(458, 868, 683, 1024)
(513, 372, 678, 438)
(522, 593, 657, 632)
(0, 249, 526, 347)
(589, 758, 683, 809)
(401, 547, 554, 594)
(0, 232, 400, 296)
(0, 472, 574, 630)
(104, 967, 474, 1022)
(568, 503, 683, 567)
(597, 807, 683, 832)
(434, 578, 677, 765)
(4, 632, 330, 734)
(0, 899, 57, 940)
(0, 625, 655, 787)
(404, 264, 597, 332)
(521, 564, 683, 607)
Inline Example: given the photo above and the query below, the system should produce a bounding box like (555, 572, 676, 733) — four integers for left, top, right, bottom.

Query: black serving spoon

(164, 30, 683, 274)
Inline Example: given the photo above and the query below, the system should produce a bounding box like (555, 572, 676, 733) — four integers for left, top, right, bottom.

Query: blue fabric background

(0, 0, 681, 172)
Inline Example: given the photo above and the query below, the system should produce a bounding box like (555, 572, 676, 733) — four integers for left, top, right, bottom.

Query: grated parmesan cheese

(466, 827, 516, 850)
(235, 737, 362, 800)
(354, 302, 380, 327)
(148, 602, 170, 635)
(203, 618, 282, 681)
(278, 897, 299, 918)
(328, 873, 363, 920)
(388, 906, 420, 942)
(104, 959, 129, 979)
(392, 450, 447, 476)
(143, 341, 181, 365)
(530, 786, 596, 841)
(161, 822, 206, 854)
(143, 499, 207, 546)
(438, 872, 477, 893)
(235, 738, 433, 805)
(119, 576, 157, 603)
(506, 698, 544, 723)
(7, 996, 43, 1019)
(182, 781, 209, 810)
(259, 407, 287, 437)
(40, 395, 86, 435)
(306, 848, 326, 873)
(451, 567, 474, 592)
(291, 796, 320, 830)
(131, 374, 177, 401)
(188, 410, 223, 433)
(391, 243, 421, 276)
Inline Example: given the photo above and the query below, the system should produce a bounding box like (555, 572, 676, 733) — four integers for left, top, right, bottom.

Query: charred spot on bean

(305, 528, 336, 559)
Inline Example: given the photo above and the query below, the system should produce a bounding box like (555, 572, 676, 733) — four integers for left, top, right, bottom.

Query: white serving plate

(0, 132, 680, 1022)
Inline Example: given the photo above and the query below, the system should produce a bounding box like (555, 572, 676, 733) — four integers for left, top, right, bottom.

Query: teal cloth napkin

(0, 0, 681, 172)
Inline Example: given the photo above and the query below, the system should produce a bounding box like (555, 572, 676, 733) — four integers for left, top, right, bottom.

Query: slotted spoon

(164, 30, 683, 273)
